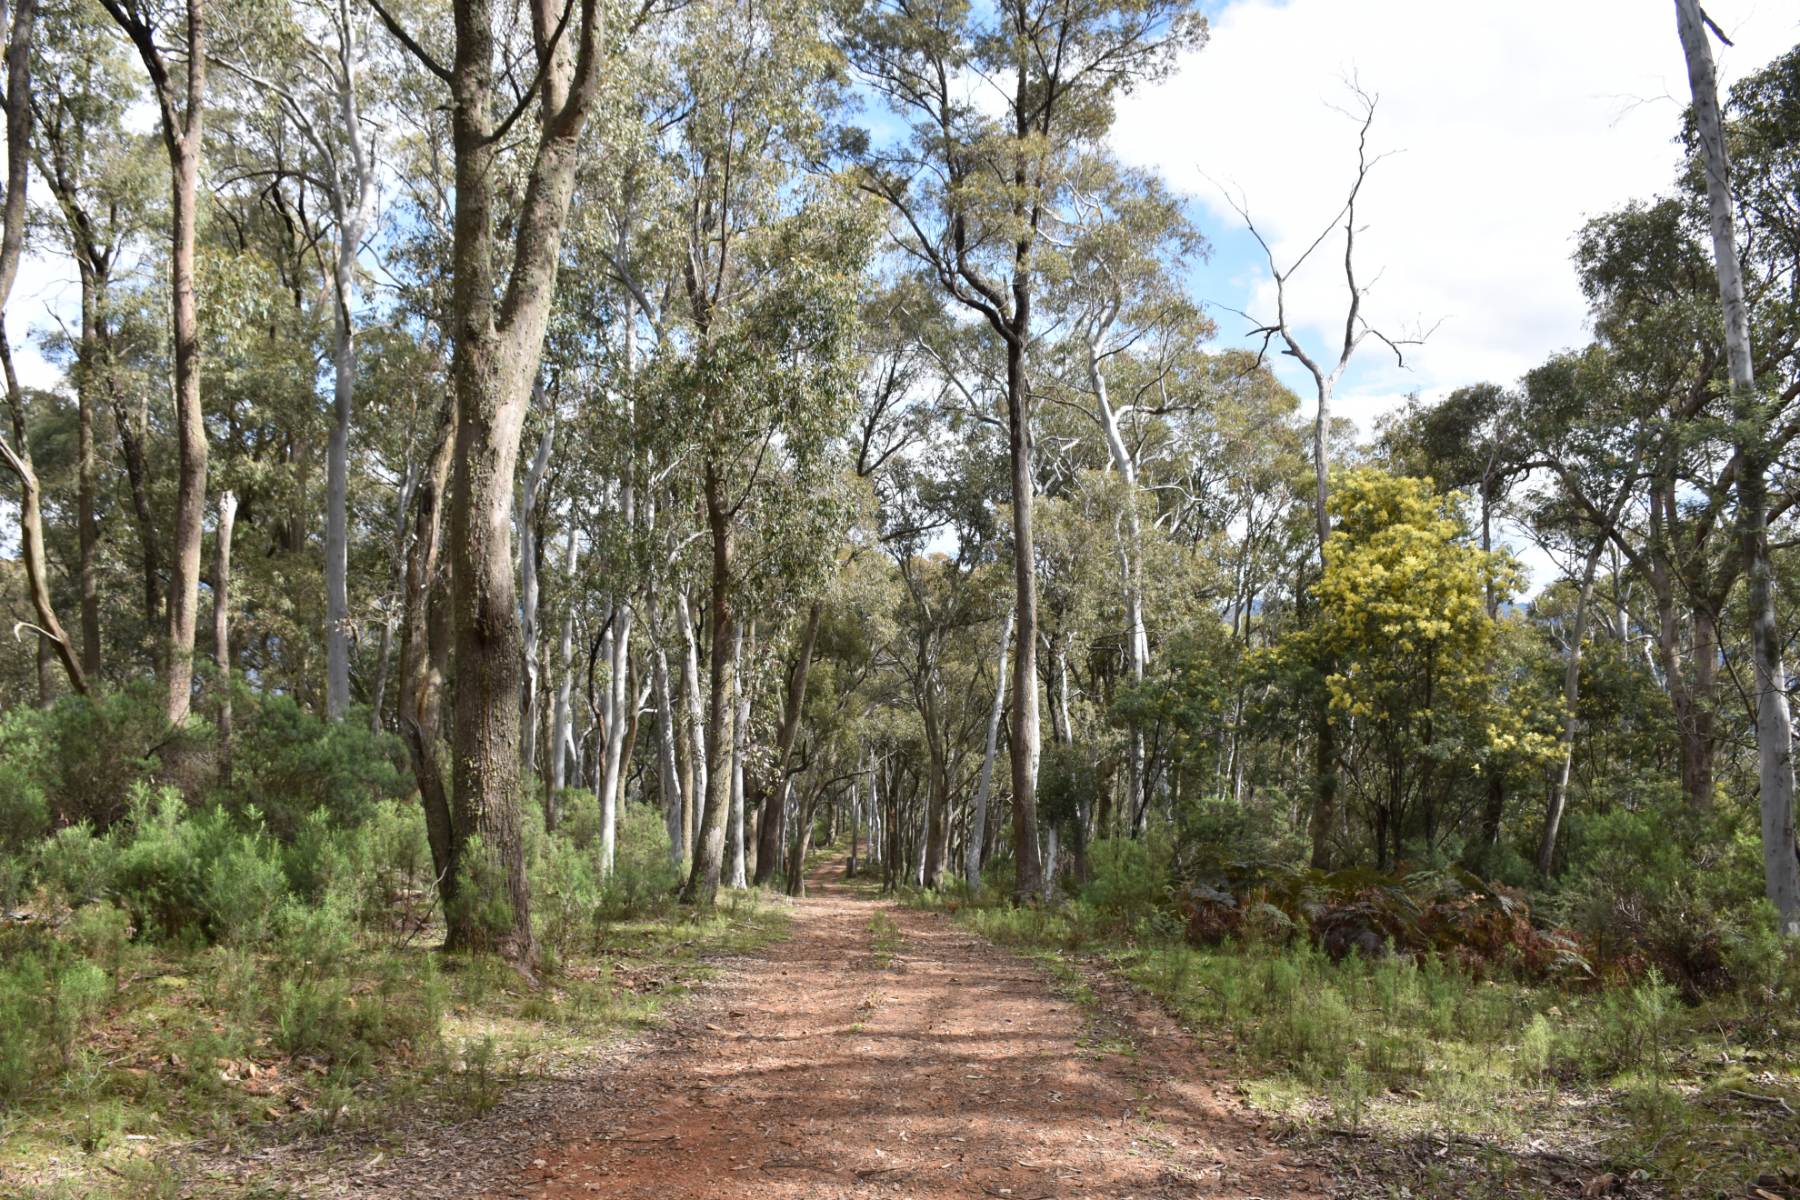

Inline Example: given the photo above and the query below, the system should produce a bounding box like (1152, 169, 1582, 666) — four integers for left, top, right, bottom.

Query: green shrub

(112, 786, 228, 942)
(557, 789, 601, 851)
(599, 803, 679, 920)
(0, 944, 113, 1106)
(111, 787, 296, 947)
(204, 829, 289, 945)
(29, 684, 170, 830)
(35, 823, 119, 909)
(533, 831, 601, 955)
(1587, 970, 1680, 1075)
(222, 695, 410, 838)
(1568, 798, 1767, 992)
(0, 705, 50, 851)
(1080, 837, 1163, 929)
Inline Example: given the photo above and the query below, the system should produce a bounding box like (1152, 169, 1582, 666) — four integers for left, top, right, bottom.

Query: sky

(1111, 0, 1798, 446)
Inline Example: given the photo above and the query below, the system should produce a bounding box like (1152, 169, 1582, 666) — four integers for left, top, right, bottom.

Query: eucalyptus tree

(214, 0, 383, 721)
(0, 0, 91, 704)
(845, 0, 1205, 899)
(614, 0, 869, 903)
(1041, 151, 1210, 826)
(1673, 0, 1799, 933)
(29, 0, 156, 682)
(371, 0, 612, 964)
(98, 0, 207, 725)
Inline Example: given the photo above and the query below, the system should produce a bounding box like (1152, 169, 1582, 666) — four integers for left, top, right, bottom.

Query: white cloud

(1114, 0, 1798, 429)
(1111, 0, 1795, 588)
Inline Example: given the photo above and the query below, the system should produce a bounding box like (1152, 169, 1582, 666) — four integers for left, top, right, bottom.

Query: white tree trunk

(518, 400, 554, 775)
(676, 585, 709, 855)
(728, 620, 751, 888)
(319, 7, 380, 723)
(599, 594, 634, 875)
(551, 526, 578, 797)
(214, 491, 237, 775)
(1675, 0, 1800, 935)
(650, 601, 684, 867)
(1540, 535, 1605, 878)
(967, 609, 1014, 891)
(1086, 336, 1151, 834)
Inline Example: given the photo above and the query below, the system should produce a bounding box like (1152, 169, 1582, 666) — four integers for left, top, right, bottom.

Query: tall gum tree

(845, 0, 1206, 900)
(30, 0, 153, 685)
(371, 0, 610, 963)
(1673, 0, 1800, 934)
(216, 0, 383, 721)
(1224, 88, 1420, 867)
(0, 0, 89, 701)
(611, 0, 868, 902)
(98, 0, 206, 725)
(1042, 151, 1211, 830)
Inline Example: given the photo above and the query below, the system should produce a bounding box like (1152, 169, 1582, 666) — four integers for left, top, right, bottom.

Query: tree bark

(0, 337, 85, 698)
(1675, 0, 1800, 935)
(551, 528, 578, 798)
(400, 390, 456, 891)
(753, 603, 821, 887)
(1540, 534, 1606, 878)
(728, 618, 753, 888)
(966, 608, 1013, 891)
(75, 262, 100, 680)
(683, 462, 739, 902)
(599, 591, 634, 875)
(676, 585, 707, 859)
(100, 0, 206, 726)
(650, 600, 683, 866)
(321, 13, 379, 722)
(1004, 333, 1044, 902)
(213, 491, 236, 782)
(113, 396, 160, 636)
(404, 0, 606, 964)
(0, 0, 86, 698)
(518, 403, 554, 775)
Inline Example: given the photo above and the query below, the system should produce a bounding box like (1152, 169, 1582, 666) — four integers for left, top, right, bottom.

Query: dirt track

(353, 860, 1326, 1199)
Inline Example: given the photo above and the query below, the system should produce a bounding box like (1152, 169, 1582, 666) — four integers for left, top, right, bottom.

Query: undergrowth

(0, 794, 789, 1199)
(903, 835, 1800, 1200)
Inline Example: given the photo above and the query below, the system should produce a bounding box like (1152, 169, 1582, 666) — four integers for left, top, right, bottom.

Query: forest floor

(215, 857, 1329, 1200)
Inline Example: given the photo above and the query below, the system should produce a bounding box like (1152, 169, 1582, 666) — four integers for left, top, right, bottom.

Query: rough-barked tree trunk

(1674, 0, 1800, 935)
(684, 463, 739, 901)
(100, 0, 206, 726)
(372, 0, 607, 963)
(399, 390, 456, 891)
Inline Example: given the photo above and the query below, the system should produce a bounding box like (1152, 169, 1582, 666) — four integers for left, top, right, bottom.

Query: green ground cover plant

(908, 825, 1800, 1199)
(0, 778, 787, 1200)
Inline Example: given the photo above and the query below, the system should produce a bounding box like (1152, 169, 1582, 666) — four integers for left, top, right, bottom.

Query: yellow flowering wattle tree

(1291, 469, 1551, 869)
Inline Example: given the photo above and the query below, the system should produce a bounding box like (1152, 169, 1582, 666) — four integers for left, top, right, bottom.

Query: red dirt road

(360, 861, 1326, 1200)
